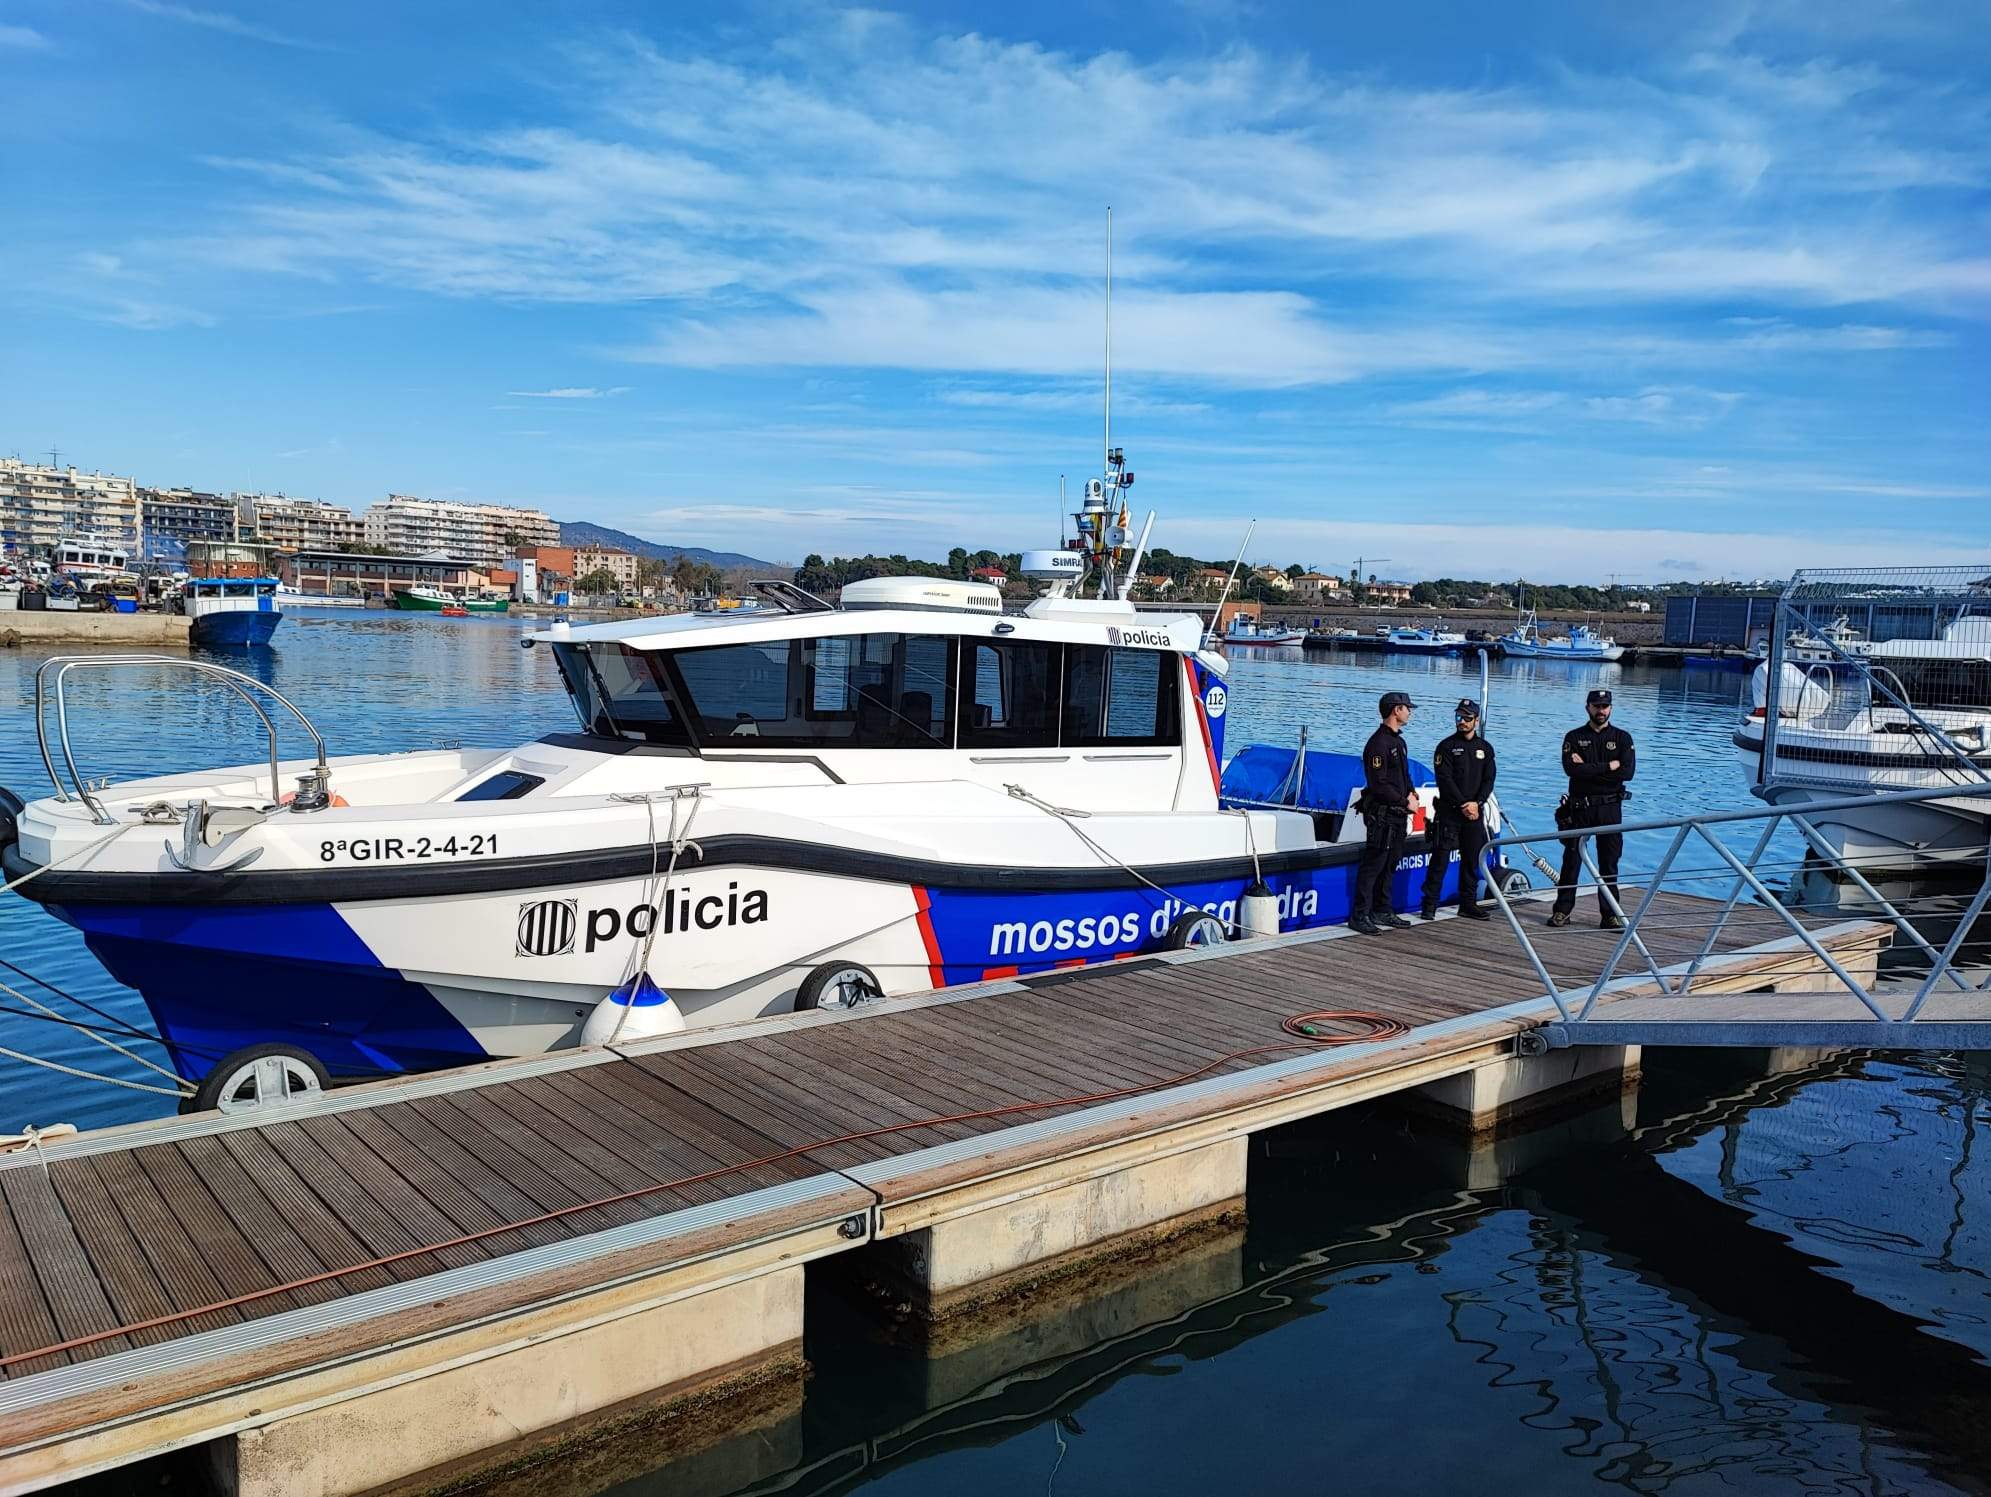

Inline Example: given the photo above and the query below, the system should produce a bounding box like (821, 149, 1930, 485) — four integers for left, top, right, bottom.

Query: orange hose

(0, 1009, 1409, 1370)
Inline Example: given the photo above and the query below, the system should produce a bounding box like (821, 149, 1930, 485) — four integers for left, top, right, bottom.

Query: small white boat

(1498, 610, 1624, 662)
(275, 587, 366, 609)
(1380, 622, 1468, 655)
(1221, 616, 1305, 646)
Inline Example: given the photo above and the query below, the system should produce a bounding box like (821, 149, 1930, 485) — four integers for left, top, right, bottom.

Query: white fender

(1239, 882, 1281, 938)
(581, 972, 687, 1045)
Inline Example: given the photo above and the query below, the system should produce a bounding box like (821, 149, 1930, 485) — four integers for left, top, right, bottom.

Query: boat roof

(528, 593, 1207, 654)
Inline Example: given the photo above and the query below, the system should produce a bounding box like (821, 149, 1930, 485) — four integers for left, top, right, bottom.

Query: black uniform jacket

(1433, 731, 1495, 816)
(1562, 721, 1636, 799)
(1361, 724, 1413, 809)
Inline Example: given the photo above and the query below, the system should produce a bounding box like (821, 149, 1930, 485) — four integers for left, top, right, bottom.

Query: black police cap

(1455, 698, 1480, 718)
(1378, 691, 1416, 715)
(1587, 688, 1613, 706)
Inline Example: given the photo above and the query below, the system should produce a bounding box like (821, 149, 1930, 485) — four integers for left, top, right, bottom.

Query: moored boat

(1221, 615, 1306, 646)
(1498, 612, 1625, 662)
(394, 584, 509, 613)
(1, 455, 1522, 1109)
(183, 575, 283, 647)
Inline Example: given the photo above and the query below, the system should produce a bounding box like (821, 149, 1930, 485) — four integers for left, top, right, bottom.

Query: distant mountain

(557, 521, 781, 572)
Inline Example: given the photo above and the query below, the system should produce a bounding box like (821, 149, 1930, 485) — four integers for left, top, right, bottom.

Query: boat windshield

(669, 632, 955, 748)
(551, 643, 693, 746)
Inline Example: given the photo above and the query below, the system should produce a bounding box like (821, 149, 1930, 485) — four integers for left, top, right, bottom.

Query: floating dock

(0, 892, 1886, 1496)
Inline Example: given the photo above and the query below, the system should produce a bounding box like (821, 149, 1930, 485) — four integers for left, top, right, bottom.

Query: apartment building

(139, 487, 238, 554)
(0, 458, 140, 553)
(1367, 580, 1414, 606)
(572, 543, 641, 588)
(363, 495, 557, 569)
(235, 494, 367, 553)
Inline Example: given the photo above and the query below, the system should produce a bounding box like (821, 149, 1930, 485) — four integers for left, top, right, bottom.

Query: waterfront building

(280, 549, 472, 600)
(138, 487, 237, 558)
(363, 495, 558, 570)
(1291, 571, 1344, 603)
(571, 543, 641, 588)
(1367, 580, 1414, 606)
(0, 458, 139, 554)
(235, 493, 366, 553)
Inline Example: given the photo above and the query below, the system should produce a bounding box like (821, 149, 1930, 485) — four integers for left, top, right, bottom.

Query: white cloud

(507, 387, 630, 399)
(145, 14, 1983, 391)
(0, 25, 51, 49)
(121, 0, 327, 50)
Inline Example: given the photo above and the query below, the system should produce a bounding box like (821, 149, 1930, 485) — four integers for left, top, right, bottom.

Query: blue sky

(2, 1, 1986, 578)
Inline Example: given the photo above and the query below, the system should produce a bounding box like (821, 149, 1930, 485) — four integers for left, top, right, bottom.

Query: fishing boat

(1497, 609, 1624, 662)
(182, 576, 283, 647)
(1, 452, 1526, 1108)
(52, 535, 132, 591)
(1221, 615, 1305, 646)
(393, 584, 509, 614)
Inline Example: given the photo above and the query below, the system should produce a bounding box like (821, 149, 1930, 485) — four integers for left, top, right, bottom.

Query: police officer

(1421, 698, 1496, 921)
(1550, 688, 1636, 929)
(1350, 691, 1416, 935)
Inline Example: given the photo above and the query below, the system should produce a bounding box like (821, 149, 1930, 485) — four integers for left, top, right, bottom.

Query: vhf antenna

(1104, 206, 1112, 472)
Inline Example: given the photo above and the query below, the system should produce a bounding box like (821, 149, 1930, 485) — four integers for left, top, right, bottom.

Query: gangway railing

(1480, 781, 1991, 1051)
(32, 655, 332, 826)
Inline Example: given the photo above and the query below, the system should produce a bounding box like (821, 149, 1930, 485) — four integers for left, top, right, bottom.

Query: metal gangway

(1483, 781, 1991, 1051)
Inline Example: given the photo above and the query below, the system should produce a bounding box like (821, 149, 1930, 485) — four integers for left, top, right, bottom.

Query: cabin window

(959, 640, 1060, 749)
(550, 643, 692, 746)
(666, 632, 956, 749)
(1061, 646, 1181, 748)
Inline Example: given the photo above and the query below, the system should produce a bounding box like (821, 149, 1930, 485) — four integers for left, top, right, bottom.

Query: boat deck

(0, 890, 1882, 1487)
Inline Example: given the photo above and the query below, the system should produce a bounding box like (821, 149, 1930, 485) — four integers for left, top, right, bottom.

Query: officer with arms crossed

(1350, 691, 1417, 935)
(1549, 688, 1636, 929)
(1421, 697, 1496, 921)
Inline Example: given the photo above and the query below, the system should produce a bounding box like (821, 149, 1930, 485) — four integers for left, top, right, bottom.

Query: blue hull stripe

(51, 901, 484, 1079)
(189, 611, 282, 647)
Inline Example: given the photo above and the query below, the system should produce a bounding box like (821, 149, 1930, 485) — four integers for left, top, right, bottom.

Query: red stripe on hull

(1186, 657, 1222, 797)
(912, 885, 946, 988)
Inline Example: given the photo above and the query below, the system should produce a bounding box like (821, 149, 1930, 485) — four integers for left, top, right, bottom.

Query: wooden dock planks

(0, 887, 1876, 1418)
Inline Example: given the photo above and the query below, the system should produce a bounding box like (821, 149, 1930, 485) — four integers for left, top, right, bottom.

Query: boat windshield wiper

(751, 579, 835, 614)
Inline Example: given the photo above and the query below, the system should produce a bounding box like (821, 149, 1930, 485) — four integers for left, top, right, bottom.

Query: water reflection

(450, 1053, 1989, 1497)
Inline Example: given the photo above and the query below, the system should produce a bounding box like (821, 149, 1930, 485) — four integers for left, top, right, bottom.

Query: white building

(0, 458, 140, 554)
(364, 495, 558, 570)
(235, 494, 366, 553)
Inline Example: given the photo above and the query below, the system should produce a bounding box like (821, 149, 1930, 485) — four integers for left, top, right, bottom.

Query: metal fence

(1755, 564, 1991, 794)
(1479, 780, 1991, 1050)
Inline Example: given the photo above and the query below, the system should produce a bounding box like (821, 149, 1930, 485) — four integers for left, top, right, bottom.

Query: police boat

(1, 464, 1525, 1108)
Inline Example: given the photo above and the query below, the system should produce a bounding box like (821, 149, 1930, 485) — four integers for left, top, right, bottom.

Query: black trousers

(1352, 806, 1408, 919)
(1421, 812, 1489, 912)
(1553, 796, 1624, 915)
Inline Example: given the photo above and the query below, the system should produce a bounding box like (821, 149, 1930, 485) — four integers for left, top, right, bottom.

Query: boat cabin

(530, 580, 1224, 812)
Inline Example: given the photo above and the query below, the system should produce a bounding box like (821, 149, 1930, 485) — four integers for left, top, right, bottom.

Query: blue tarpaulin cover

(1220, 744, 1434, 812)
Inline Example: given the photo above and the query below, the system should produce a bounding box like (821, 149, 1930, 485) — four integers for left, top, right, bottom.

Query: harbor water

(5, 616, 1987, 1495)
